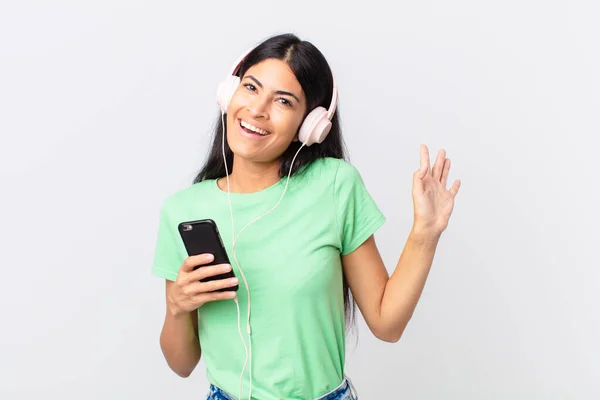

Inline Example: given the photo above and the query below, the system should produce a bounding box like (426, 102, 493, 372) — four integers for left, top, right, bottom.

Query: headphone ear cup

(216, 76, 241, 113)
(298, 107, 331, 146)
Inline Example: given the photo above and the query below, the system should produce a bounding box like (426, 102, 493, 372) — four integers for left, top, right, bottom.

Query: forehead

(243, 58, 304, 97)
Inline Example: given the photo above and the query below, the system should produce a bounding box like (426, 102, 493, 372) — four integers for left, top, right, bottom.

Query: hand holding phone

(178, 219, 239, 291)
(167, 253, 238, 316)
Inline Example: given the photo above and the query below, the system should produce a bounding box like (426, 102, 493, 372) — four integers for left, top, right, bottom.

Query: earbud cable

(221, 111, 305, 400)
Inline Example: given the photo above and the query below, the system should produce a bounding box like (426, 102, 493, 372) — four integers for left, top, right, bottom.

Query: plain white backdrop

(1, 1, 599, 399)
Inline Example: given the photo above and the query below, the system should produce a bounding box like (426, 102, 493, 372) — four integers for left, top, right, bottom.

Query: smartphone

(178, 219, 239, 292)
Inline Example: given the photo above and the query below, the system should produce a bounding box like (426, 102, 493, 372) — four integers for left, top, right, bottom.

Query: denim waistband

(206, 376, 358, 400)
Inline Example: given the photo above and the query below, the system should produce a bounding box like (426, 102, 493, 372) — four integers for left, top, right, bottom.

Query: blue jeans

(206, 376, 358, 400)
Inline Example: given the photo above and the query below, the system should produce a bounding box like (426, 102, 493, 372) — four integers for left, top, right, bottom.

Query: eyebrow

(245, 75, 301, 104)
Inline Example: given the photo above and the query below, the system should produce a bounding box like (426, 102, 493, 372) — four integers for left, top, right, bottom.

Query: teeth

(240, 120, 268, 135)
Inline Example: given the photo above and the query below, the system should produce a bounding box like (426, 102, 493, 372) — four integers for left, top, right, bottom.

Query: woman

(152, 33, 461, 400)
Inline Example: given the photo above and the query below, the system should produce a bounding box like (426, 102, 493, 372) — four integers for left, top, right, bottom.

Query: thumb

(413, 161, 427, 189)
(415, 161, 428, 179)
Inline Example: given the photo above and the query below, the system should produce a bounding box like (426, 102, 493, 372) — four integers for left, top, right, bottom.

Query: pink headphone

(216, 46, 338, 147)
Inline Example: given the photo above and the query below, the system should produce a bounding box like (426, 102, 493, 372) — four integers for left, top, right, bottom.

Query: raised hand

(411, 144, 461, 237)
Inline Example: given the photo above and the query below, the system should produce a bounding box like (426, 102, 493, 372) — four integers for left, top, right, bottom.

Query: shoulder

(302, 157, 361, 183)
(295, 158, 367, 198)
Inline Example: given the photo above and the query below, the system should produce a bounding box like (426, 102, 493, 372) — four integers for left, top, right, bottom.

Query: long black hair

(193, 33, 356, 330)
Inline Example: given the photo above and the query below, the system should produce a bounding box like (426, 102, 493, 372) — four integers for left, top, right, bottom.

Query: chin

(228, 142, 285, 165)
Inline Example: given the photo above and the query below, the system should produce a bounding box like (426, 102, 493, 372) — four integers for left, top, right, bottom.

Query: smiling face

(225, 58, 307, 164)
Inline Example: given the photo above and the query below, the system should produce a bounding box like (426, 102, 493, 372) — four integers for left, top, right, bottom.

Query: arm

(159, 280, 201, 377)
(157, 256, 238, 377)
(343, 145, 460, 342)
(342, 230, 439, 343)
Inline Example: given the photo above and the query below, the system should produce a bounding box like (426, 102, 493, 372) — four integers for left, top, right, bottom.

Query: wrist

(166, 293, 186, 319)
(409, 225, 441, 245)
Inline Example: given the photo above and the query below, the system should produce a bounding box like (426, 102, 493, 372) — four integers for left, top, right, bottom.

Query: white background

(1, 0, 599, 398)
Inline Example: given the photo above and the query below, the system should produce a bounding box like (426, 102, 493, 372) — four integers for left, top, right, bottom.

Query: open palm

(412, 144, 461, 236)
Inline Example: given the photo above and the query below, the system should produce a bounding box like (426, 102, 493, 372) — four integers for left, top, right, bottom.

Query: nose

(246, 94, 269, 119)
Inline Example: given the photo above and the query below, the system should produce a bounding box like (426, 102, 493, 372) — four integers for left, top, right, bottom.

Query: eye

(243, 83, 257, 92)
(277, 97, 293, 107)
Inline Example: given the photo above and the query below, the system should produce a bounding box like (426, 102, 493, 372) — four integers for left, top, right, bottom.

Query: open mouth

(239, 119, 270, 136)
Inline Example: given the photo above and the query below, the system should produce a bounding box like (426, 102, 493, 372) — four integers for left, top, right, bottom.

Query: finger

(195, 290, 237, 305)
(441, 158, 450, 186)
(180, 254, 214, 272)
(189, 263, 233, 282)
(413, 145, 429, 188)
(187, 276, 239, 295)
(432, 149, 446, 181)
(449, 179, 461, 197)
(419, 144, 431, 175)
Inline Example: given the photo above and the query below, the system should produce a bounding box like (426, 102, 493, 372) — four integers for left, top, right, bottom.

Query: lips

(238, 119, 270, 136)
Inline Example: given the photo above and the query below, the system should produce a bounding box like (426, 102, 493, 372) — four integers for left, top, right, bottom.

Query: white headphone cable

(232, 142, 304, 400)
(220, 111, 249, 400)
(221, 110, 305, 400)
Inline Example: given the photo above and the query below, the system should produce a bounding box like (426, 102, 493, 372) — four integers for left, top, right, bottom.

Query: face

(226, 58, 307, 164)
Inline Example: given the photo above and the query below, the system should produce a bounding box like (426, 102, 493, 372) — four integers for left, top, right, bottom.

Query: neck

(220, 156, 281, 194)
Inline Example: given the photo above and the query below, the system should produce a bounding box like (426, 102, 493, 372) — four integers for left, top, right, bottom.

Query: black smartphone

(178, 219, 239, 292)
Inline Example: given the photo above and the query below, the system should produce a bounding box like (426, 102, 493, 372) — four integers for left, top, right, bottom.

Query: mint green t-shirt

(152, 157, 385, 400)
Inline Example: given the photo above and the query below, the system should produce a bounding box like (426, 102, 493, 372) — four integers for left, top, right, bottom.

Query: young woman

(152, 33, 461, 400)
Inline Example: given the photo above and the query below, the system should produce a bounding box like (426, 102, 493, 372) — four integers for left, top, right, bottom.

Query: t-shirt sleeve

(334, 161, 386, 255)
(151, 200, 185, 281)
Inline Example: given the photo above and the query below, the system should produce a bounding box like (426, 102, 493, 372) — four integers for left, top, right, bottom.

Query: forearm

(378, 228, 440, 342)
(159, 309, 201, 377)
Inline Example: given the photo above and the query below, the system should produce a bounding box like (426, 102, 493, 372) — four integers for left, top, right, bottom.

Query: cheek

(226, 91, 242, 114)
(226, 113, 237, 133)
(273, 112, 304, 139)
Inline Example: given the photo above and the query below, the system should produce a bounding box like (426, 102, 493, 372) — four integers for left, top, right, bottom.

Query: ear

(292, 126, 300, 142)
